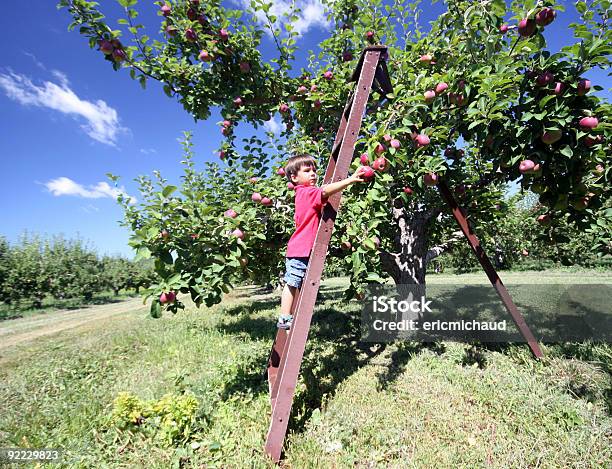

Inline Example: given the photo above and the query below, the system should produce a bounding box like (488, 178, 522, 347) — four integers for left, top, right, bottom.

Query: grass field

(0, 271, 610, 468)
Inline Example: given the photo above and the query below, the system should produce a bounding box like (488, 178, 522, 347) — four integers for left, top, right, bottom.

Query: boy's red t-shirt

(286, 184, 327, 258)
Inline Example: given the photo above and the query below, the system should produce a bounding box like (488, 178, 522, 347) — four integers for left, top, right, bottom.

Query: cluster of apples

(357, 134, 401, 180)
(98, 38, 126, 63)
(499, 7, 556, 38)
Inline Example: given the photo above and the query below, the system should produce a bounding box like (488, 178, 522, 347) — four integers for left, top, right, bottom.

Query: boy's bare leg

(280, 284, 297, 317)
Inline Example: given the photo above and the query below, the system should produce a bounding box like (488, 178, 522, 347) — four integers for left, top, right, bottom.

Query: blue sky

(1, 0, 609, 258)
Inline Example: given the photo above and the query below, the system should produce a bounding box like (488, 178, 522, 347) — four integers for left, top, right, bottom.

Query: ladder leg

(437, 180, 543, 358)
(264, 48, 383, 463)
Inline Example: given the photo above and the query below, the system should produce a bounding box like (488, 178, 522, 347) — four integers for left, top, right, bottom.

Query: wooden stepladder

(264, 46, 393, 462)
(264, 45, 543, 463)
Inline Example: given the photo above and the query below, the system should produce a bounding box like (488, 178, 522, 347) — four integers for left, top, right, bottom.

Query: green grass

(0, 271, 610, 468)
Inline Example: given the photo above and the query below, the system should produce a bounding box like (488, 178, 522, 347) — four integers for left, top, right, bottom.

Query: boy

(277, 154, 367, 329)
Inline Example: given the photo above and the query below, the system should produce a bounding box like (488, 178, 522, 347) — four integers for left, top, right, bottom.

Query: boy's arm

(321, 167, 368, 199)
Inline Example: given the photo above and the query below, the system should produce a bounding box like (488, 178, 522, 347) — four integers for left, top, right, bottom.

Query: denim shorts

(284, 257, 310, 288)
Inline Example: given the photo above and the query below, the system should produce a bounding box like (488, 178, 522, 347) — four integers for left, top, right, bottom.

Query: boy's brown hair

(284, 154, 317, 183)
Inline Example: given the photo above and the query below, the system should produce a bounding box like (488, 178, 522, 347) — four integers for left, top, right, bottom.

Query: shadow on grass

(215, 282, 612, 435)
(215, 295, 432, 435)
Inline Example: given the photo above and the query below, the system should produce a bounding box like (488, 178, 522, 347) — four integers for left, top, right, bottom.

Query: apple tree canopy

(60, 0, 610, 314)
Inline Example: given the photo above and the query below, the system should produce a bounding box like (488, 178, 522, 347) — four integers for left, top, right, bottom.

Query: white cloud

(237, 0, 331, 36)
(44, 177, 136, 204)
(0, 70, 125, 146)
(264, 116, 286, 135)
(140, 148, 157, 155)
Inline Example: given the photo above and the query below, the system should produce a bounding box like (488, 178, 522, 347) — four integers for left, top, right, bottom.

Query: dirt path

(0, 298, 147, 351)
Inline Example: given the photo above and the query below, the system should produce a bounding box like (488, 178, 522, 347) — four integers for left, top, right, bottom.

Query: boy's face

(291, 163, 317, 186)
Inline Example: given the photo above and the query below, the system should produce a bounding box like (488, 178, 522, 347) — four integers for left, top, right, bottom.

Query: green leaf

(162, 185, 177, 198)
(150, 300, 162, 318)
(559, 145, 573, 157)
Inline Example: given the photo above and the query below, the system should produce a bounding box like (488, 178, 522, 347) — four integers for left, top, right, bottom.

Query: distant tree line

(0, 234, 156, 310)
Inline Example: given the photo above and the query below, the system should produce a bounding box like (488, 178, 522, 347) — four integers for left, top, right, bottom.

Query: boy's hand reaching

(350, 166, 369, 183)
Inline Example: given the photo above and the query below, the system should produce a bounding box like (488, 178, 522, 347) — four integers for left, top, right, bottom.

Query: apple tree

(60, 0, 610, 314)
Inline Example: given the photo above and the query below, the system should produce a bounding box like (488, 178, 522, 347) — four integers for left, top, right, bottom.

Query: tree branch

(425, 230, 464, 264)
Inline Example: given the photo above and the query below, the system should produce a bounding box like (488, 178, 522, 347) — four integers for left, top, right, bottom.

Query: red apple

(537, 214, 551, 226)
(276, 167, 286, 176)
(112, 49, 126, 62)
(375, 143, 386, 154)
(521, 249, 529, 256)
(519, 159, 536, 174)
(222, 120, 232, 128)
(518, 18, 536, 37)
(187, 8, 197, 20)
(535, 7, 556, 26)
(165, 25, 177, 37)
(572, 197, 589, 211)
(584, 135, 603, 147)
(577, 79, 591, 96)
(297, 85, 308, 94)
(224, 209, 237, 218)
(361, 166, 375, 181)
(160, 291, 176, 304)
(499, 24, 509, 33)
(219, 150, 226, 159)
(160, 4, 171, 16)
(99, 40, 113, 55)
(310, 84, 317, 92)
(373, 236, 381, 248)
(423, 173, 438, 186)
(366, 31, 375, 41)
(160, 229, 169, 240)
(287, 182, 295, 190)
(360, 153, 369, 165)
(185, 28, 197, 42)
(239, 61, 251, 73)
(239, 258, 248, 268)
(553, 82, 565, 95)
(372, 157, 388, 172)
(251, 192, 262, 202)
(390, 139, 401, 149)
(199, 50, 212, 62)
(249, 177, 258, 183)
(594, 164, 604, 174)
(231, 228, 244, 239)
(435, 82, 448, 93)
(419, 54, 433, 65)
(536, 71, 554, 86)
(444, 147, 455, 157)
(279, 103, 290, 113)
(219, 29, 229, 41)
(424, 90, 436, 103)
(541, 130, 562, 145)
(342, 51, 353, 62)
(233, 97, 243, 106)
(579, 116, 598, 130)
(323, 70, 334, 80)
(403, 187, 413, 195)
(415, 134, 430, 147)
(314, 99, 322, 109)
(261, 197, 273, 206)
(341, 241, 352, 251)
(383, 134, 392, 142)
